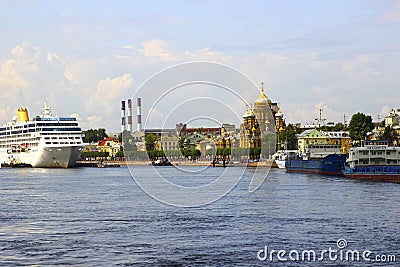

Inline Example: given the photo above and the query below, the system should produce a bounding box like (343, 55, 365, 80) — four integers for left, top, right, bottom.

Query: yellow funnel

(17, 108, 29, 122)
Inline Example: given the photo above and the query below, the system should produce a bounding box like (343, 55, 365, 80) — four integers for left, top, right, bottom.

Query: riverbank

(76, 159, 278, 168)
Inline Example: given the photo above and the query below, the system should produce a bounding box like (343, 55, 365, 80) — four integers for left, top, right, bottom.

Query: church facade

(239, 83, 285, 150)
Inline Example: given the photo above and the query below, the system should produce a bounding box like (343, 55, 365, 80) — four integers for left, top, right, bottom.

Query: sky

(1, 0, 400, 132)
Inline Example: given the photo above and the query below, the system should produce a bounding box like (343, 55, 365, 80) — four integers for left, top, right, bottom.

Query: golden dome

(275, 104, 283, 117)
(249, 106, 255, 116)
(254, 82, 272, 105)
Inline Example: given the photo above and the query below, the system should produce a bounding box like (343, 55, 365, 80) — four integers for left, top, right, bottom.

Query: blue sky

(1, 0, 400, 132)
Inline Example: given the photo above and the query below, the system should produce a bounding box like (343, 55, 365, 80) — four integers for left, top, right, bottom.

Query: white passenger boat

(0, 103, 84, 168)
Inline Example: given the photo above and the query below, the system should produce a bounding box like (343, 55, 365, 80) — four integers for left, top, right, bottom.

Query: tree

(145, 133, 157, 151)
(193, 149, 201, 159)
(178, 137, 185, 149)
(348, 112, 374, 142)
(262, 133, 276, 158)
(121, 130, 136, 151)
(81, 151, 109, 159)
(379, 126, 395, 145)
(83, 128, 108, 143)
(115, 150, 124, 158)
(231, 147, 249, 159)
(331, 123, 345, 131)
(205, 148, 216, 157)
(275, 124, 298, 151)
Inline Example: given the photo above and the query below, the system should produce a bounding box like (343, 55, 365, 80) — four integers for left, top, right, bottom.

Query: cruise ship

(0, 103, 84, 168)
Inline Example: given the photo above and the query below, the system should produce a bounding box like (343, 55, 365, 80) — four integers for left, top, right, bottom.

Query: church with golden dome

(239, 82, 285, 149)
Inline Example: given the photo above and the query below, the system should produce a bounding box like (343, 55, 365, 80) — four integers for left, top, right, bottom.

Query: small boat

(273, 150, 297, 169)
(0, 162, 32, 168)
(152, 158, 173, 166)
(342, 140, 400, 183)
(97, 162, 120, 168)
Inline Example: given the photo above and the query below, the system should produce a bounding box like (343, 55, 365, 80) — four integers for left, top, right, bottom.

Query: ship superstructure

(342, 140, 400, 183)
(0, 103, 83, 168)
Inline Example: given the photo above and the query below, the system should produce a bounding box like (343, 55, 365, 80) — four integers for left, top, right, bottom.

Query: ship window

(46, 142, 51, 144)
(52, 142, 59, 144)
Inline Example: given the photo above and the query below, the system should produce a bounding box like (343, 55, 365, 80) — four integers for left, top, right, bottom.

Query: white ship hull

(1, 145, 83, 168)
(1, 102, 85, 168)
(275, 159, 286, 169)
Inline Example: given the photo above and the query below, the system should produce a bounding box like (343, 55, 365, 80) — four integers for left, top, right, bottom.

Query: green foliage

(193, 149, 201, 158)
(324, 123, 345, 132)
(379, 126, 395, 145)
(205, 148, 216, 156)
(178, 137, 185, 149)
(83, 128, 108, 143)
(276, 124, 298, 150)
(121, 130, 136, 151)
(115, 150, 124, 158)
(179, 148, 201, 159)
(145, 133, 158, 151)
(231, 147, 249, 158)
(146, 150, 165, 160)
(216, 148, 231, 156)
(81, 151, 109, 158)
(123, 150, 148, 160)
(349, 112, 374, 141)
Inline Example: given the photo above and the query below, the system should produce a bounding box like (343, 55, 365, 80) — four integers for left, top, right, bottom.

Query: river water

(0, 166, 399, 266)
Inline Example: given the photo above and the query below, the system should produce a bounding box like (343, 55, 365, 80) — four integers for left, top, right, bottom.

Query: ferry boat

(285, 144, 347, 175)
(0, 103, 84, 168)
(342, 140, 400, 183)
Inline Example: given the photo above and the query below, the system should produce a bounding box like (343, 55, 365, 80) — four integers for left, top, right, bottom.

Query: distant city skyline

(1, 1, 400, 132)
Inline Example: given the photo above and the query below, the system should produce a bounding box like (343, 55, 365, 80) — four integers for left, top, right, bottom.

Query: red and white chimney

(127, 99, 133, 133)
(121, 100, 126, 132)
(137, 97, 142, 131)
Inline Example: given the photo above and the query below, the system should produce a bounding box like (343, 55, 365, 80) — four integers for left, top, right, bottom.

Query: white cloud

(139, 39, 179, 62)
(147, 107, 164, 124)
(383, 0, 400, 22)
(87, 73, 134, 119)
(0, 43, 76, 124)
(122, 45, 135, 50)
(2, 39, 399, 132)
(137, 40, 233, 63)
(184, 48, 232, 62)
(341, 53, 376, 76)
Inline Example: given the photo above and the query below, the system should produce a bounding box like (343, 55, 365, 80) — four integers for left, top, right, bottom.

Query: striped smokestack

(137, 97, 142, 131)
(127, 99, 133, 133)
(121, 100, 126, 132)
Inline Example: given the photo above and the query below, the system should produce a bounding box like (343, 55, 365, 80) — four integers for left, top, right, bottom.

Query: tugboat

(342, 140, 400, 183)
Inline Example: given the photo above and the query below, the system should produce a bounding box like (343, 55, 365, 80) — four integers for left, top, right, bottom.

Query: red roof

(97, 138, 120, 146)
(181, 128, 221, 133)
(98, 140, 106, 146)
